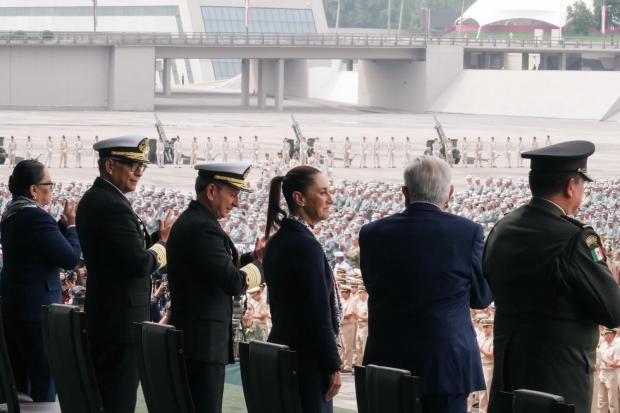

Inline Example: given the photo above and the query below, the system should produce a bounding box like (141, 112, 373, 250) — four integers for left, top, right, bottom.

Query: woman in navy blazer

(0, 160, 81, 402)
(263, 166, 342, 413)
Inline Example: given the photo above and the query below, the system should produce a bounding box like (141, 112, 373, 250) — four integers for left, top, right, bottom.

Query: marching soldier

(488, 137, 497, 168)
(517, 137, 524, 168)
(328, 137, 336, 159)
(74, 136, 83, 168)
(314, 137, 322, 159)
(282, 138, 290, 164)
(77, 135, 172, 413)
(324, 149, 335, 179)
(484, 141, 620, 413)
(432, 138, 441, 158)
(532, 136, 539, 151)
(91, 136, 99, 167)
(353, 286, 368, 367)
(274, 152, 285, 176)
(221, 137, 230, 162)
(59, 136, 68, 168)
(504, 137, 512, 168)
(44, 136, 53, 168)
(478, 319, 494, 413)
(387, 137, 396, 168)
(24, 136, 33, 161)
(359, 137, 368, 168)
(205, 137, 213, 162)
(7, 136, 16, 167)
(289, 153, 300, 168)
(475, 137, 483, 168)
(261, 153, 272, 179)
(343, 137, 352, 168)
(598, 328, 619, 413)
(461, 137, 469, 168)
(372, 137, 381, 168)
(300, 137, 309, 165)
(157, 137, 165, 168)
(190, 137, 198, 167)
(545, 135, 553, 147)
(339, 285, 357, 373)
(236, 136, 244, 162)
(446, 139, 455, 167)
(403, 137, 411, 167)
(252, 136, 260, 166)
(167, 162, 264, 413)
(173, 136, 182, 168)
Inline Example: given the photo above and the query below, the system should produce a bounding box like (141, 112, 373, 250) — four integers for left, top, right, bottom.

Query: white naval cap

(93, 134, 150, 163)
(194, 162, 252, 192)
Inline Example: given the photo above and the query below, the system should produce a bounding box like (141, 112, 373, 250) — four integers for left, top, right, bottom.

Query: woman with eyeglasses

(0, 160, 81, 402)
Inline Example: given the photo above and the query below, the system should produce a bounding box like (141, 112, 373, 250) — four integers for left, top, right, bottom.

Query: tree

(566, 0, 596, 36)
(594, 0, 620, 33)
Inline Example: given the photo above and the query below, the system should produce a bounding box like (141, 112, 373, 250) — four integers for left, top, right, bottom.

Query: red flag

(602, 5, 607, 36)
(245, 0, 251, 31)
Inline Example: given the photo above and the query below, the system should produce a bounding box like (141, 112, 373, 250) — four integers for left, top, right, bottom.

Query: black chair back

(238, 342, 259, 413)
(499, 390, 575, 413)
(41, 304, 104, 413)
(134, 322, 195, 413)
(0, 298, 20, 413)
(354, 365, 422, 413)
(240, 341, 303, 413)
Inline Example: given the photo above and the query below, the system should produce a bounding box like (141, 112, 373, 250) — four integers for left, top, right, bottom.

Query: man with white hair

(360, 155, 492, 413)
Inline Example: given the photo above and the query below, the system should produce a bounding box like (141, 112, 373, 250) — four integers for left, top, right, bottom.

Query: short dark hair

(8, 160, 45, 198)
(195, 175, 226, 195)
(529, 171, 583, 198)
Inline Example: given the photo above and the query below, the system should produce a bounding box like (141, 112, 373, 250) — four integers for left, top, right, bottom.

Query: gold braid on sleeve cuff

(149, 243, 167, 270)
(241, 263, 261, 289)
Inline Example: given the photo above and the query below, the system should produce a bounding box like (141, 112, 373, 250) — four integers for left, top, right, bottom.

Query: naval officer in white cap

(166, 161, 265, 413)
(76, 134, 174, 413)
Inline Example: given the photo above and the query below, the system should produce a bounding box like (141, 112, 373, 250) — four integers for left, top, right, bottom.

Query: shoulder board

(561, 215, 591, 229)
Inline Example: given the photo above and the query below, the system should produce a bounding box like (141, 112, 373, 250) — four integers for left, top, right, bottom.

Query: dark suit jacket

(167, 200, 262, 364)
(76, 178, 164, 344)
(483, 198, 620, 413)
(0, 204, 81, 322)
(264, 218, 342, 373)
(360, 203, 492, 396)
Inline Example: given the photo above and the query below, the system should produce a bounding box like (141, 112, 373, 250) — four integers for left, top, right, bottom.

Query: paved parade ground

(0, 91, 618, 192)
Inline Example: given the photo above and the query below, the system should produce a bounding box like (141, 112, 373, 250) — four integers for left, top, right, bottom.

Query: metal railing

(0, 31, 617, 50)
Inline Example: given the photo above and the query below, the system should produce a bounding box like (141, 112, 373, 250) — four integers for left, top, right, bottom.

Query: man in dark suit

(76, 135, 172, 413)
(360, 155, 492, 413)
(167, 162, 263, 413)
(483, 141, 620, 413)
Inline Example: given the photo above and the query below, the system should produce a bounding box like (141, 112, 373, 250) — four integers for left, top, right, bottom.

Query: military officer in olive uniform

(77, 135, 172, 413)
(483, 141, 620, 413)
(167, 162, 264, 413)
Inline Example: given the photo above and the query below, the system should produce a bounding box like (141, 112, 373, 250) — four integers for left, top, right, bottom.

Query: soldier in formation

(190, 137, 198, 167)
(236, 136, 244, 162)
(59, 136, 68, 168)
(157, 137, 165, 168)
(359, 137, 368, 168)
(173, 136, 182, 168)
(24, 136, 33, 161)
(252, 136, 260, 166)
(91, 136, 99, 167)
(461, 137, 469, 168)
(7, 136, 16, 167)
(74, 136, 83, 168)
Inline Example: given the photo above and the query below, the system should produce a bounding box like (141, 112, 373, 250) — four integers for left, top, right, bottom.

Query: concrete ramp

(429, 71, 620, 121)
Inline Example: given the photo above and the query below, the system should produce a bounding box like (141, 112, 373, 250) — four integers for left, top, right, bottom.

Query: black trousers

(89, 341, 140, 413)
(4, 320, 56, 402)
(185, 359, 225, 413)
(421, 393, 468, 413)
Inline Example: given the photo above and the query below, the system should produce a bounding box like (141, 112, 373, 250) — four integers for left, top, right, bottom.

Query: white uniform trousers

(599, 370, 618, 413)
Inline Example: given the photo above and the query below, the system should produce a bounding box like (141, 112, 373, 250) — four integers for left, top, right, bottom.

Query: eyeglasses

(113, 159, 148, 173)
(36, 182, 55, 187)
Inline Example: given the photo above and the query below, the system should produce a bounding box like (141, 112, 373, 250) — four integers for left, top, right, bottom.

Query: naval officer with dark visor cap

(167, 162, 264, 413)
(77, 135, 173, 413)
(483, 141, 620, 413)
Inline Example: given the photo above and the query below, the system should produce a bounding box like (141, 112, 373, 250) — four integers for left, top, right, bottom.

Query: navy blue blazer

(360, 203, 492, 396)
(264, 218, 341, 373)
(0, 205, 81, 322)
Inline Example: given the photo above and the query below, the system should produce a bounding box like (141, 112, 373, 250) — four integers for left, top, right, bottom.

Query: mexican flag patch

(591, 246, 605, 263)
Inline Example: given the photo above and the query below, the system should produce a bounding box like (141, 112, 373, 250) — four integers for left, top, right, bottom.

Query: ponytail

(264, 166, 321, 240)
(265, 176, 286, 240)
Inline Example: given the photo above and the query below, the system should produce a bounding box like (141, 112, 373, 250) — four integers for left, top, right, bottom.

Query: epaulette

(561, 215, 591, 229)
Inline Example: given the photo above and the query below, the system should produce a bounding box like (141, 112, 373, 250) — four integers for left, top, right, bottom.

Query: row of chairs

(0, 302, 576, 413)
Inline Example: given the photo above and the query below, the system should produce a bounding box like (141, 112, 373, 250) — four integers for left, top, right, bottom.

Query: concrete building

(0, 0, 329, 84)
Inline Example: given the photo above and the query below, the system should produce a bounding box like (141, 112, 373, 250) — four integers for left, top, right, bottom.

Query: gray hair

(404, 155, 452, 206)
